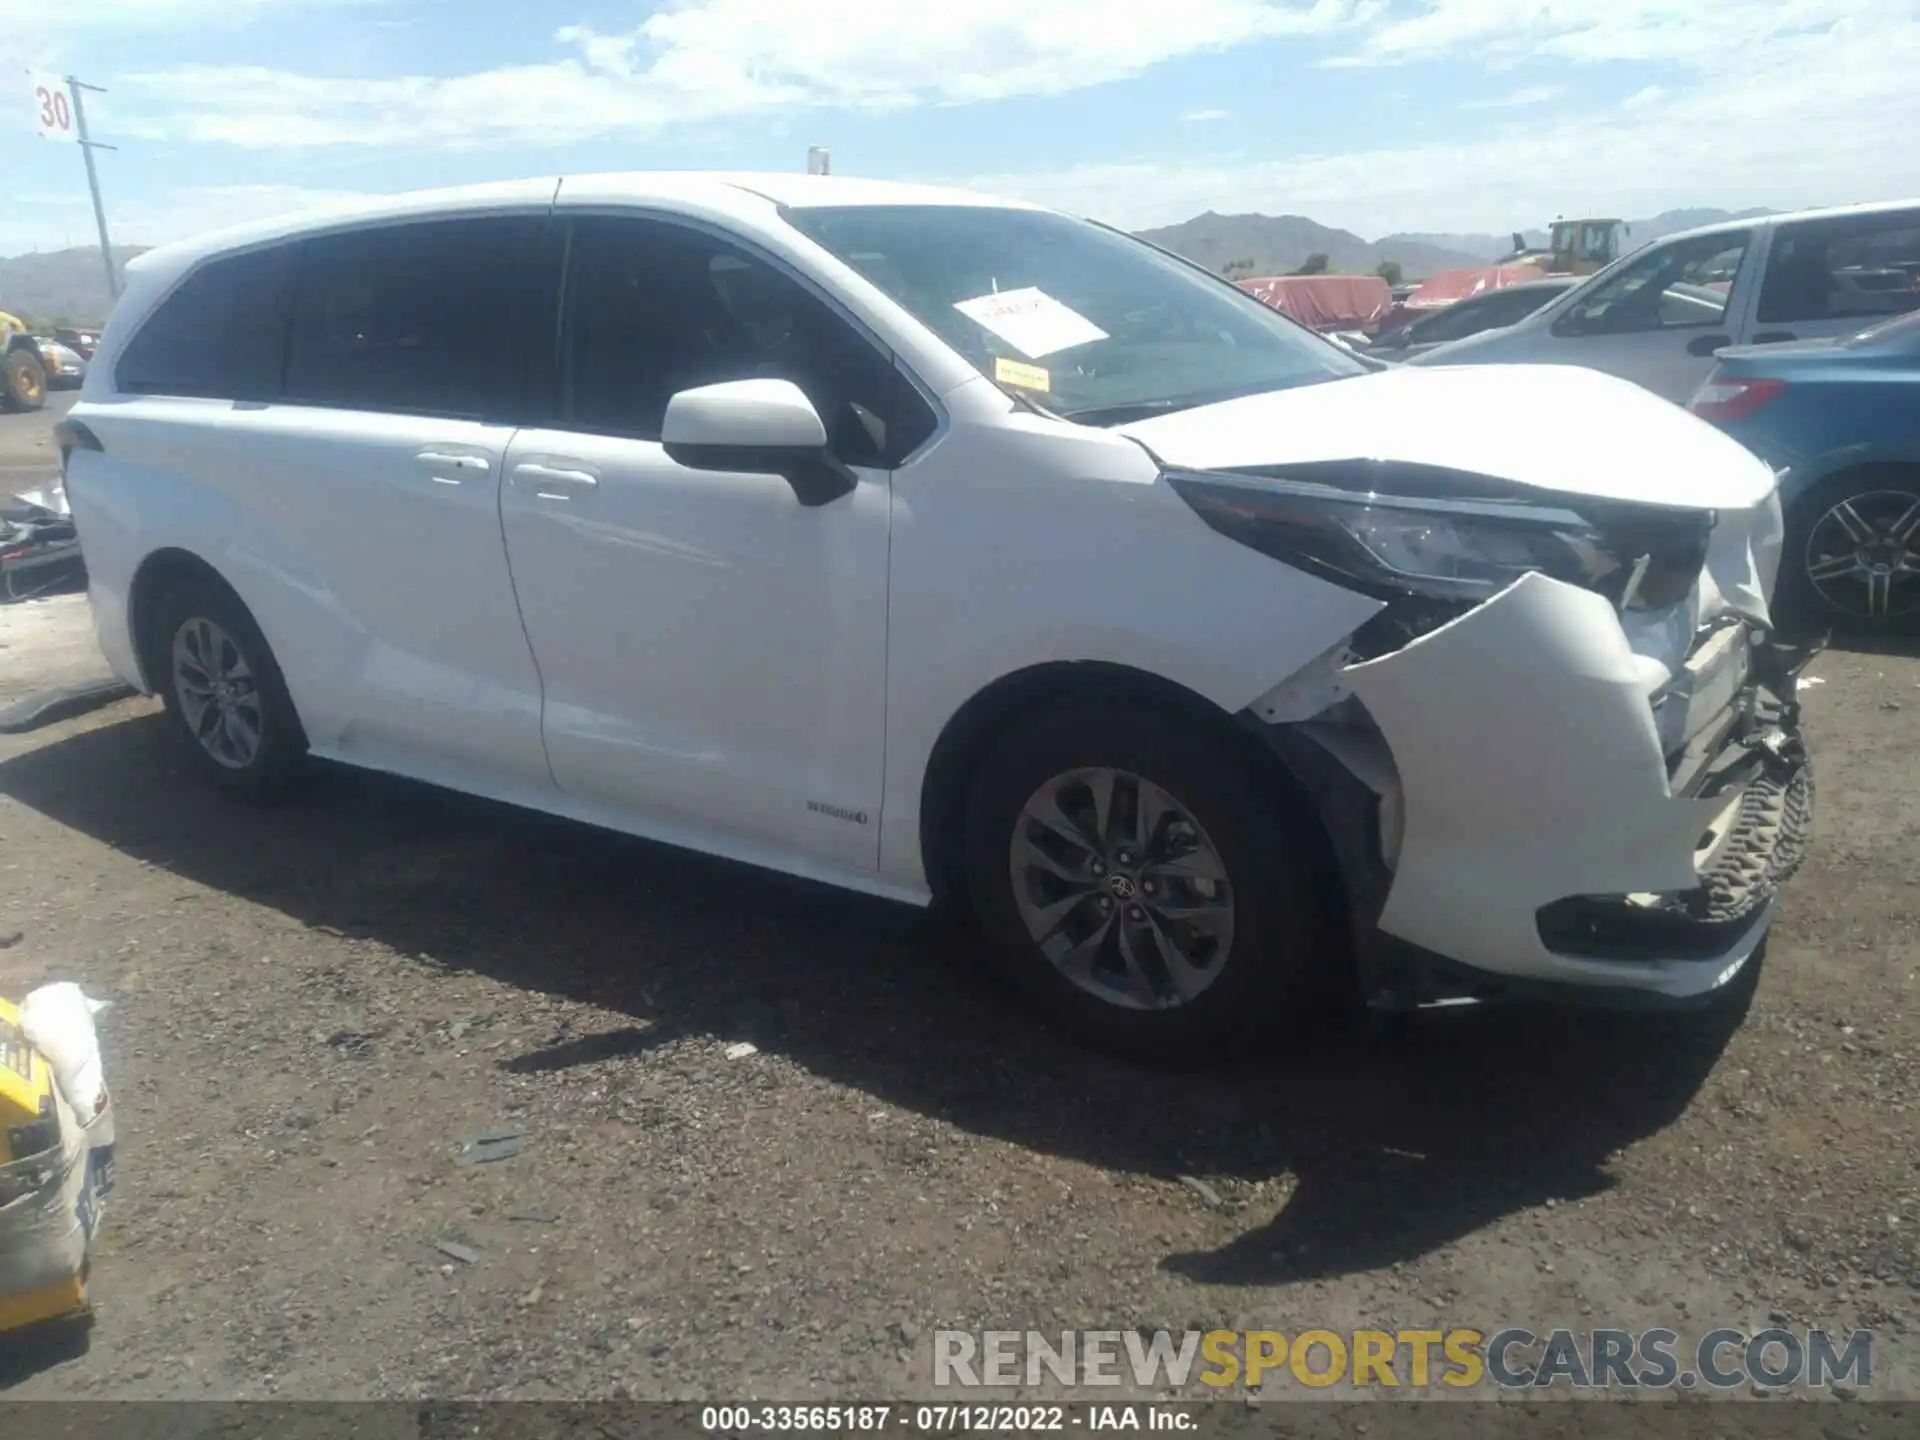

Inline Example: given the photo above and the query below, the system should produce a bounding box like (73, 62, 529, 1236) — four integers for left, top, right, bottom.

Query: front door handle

(1750, 330, 1797, 344)
(1686, 333, 1732, 357)
(512, 461, 600, 498)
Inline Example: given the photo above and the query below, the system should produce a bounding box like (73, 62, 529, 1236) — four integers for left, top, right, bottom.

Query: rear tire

(148, 578, 307, 795)
(1779, 467, 1920, 632)
(2, 350, 46, 412)
(960, 700, 1328, 1064)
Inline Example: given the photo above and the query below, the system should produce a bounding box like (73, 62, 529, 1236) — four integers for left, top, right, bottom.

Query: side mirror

(662, 378, 856, 508)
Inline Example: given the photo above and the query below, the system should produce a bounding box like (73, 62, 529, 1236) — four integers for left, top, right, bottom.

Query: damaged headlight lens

(1165, 466, 1711, 608)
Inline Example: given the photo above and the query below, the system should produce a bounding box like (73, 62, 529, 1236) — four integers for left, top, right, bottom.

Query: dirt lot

(0, 399, 1916, 1404)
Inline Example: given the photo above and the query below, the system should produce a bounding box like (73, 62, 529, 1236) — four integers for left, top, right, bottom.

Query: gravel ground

(0, 403, 1915, 1405)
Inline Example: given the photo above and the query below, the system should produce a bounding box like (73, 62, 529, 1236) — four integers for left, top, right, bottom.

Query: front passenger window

(560, 217, 936, 467)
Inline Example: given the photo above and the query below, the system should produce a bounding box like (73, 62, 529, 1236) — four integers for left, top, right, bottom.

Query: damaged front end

(1166, 458, 1814, 1009)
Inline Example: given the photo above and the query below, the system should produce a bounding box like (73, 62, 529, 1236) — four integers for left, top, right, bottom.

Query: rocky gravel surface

(0, 512, 1913, 1403)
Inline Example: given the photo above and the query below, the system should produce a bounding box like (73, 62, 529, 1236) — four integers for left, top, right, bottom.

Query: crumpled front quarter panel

(1343, 571, 1727, 985)
(877, 379, 1383, 892)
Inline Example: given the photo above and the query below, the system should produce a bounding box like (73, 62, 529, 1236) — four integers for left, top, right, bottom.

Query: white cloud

(121, 1, 1360, 148)
(0, 0, 375, 91)
(0, 181, 381, 257)
(955, 1, 1920, 233)
(1344, 0, 1886, 69)
(1463, 84, 1564, 109)
(120, 183, 378, 243)
(1182, 109, 1231, 122)
(15, 0, 1914, 248)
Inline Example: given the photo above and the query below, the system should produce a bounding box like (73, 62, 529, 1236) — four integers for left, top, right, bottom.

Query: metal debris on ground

(455, 1128, 527, 1166)
(320, 1026, 388, 1053)
(508, 1208, 560, 1225)
(724, 1041, 759, 1060)
(1177, 1174, 1224, 1209)
(433, 1239, 480, 1266)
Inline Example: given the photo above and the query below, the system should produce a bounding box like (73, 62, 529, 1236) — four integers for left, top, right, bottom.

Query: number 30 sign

(32, 77, 76, 143)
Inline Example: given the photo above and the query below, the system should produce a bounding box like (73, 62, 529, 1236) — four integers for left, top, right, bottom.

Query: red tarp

(1237, 274, 1392, 331)
(1403, 262, 1549, 311)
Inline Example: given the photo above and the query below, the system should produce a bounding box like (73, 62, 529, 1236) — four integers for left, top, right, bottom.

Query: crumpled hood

(1117, 362, 1780, 511)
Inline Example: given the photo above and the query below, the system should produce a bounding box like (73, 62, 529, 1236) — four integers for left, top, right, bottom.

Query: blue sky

(6, 0, 1918, 257)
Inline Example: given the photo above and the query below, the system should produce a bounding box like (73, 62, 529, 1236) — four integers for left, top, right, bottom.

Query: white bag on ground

(20, 983, 109, 1126)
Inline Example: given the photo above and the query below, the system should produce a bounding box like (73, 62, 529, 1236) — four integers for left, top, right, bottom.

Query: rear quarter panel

(1715, 365, 1920, 506)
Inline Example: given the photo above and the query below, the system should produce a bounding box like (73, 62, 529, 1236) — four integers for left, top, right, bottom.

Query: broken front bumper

(1268, 571, 1812, 1009)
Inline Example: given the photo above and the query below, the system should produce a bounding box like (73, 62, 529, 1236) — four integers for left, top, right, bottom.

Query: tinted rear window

(1758, 212, 1920, 325)
(115, 245, 296, 399)
(282, 215, 544, 420)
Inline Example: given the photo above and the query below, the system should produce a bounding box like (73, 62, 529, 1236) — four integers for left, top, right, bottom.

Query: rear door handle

(1750, 330, 1797, 344)
(416, 450, 492, 485)
(512, 461, 600, 498)
(1686, 333, 1732, 357)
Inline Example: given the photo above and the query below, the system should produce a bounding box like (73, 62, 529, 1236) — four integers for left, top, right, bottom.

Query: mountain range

(0, 246, 147, 326)
(0, 207, 1780, 322)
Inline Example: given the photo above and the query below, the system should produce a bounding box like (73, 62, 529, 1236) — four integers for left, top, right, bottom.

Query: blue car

(1688, 309, 1920, 629)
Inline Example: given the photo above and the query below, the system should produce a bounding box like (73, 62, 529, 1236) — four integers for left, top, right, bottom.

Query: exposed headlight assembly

(1165, 462, 1712, 610)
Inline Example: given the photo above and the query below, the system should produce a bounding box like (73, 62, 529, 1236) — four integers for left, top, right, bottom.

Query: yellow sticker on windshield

(994, 357, 1051, 393)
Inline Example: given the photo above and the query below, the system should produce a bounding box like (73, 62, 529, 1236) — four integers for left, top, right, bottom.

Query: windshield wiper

(1063, 373, 1352, 427)
(1057, 398, 1196, 426)
(993, 381, 1063, 421)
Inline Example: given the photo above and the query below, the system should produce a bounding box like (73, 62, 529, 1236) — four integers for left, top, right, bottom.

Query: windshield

(782, 204, 1364, 424)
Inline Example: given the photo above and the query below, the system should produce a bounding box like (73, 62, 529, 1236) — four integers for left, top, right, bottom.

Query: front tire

(2, 350, 46, 412)
(960, 701, 1328, 1064)
(1780, 467, 1920, 632)
(149, 579, 307, 794)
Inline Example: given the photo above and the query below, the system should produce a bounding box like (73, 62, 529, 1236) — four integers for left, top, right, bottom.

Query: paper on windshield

(953, 287, 1107, 359)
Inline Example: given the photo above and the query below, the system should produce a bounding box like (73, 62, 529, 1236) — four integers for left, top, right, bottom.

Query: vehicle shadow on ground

(0, 712, 1746, 1289)
(1823, 630, 1920, 659)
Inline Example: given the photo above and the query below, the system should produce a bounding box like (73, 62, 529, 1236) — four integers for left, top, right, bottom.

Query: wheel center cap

(1106, 874, 1138, 901)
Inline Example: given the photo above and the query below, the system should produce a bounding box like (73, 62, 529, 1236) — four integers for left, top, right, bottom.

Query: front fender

(875, 380, 1383, 891)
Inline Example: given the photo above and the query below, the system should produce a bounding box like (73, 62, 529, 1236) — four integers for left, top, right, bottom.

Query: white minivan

(61, 173, 1811, 1061)
(1410, 199, 1920, 401)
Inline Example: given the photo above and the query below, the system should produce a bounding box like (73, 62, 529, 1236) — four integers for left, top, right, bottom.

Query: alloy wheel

(171, 617, 265, 769)
(1008, 767, 1235, 1011)
(1804, 490, 1920, 620)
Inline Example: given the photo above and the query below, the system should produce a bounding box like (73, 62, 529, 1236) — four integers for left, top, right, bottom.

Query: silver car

(1410, 199, 1920, 401)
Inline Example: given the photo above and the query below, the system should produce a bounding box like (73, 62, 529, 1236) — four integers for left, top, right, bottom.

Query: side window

(1556, 232, 1750, 336)
(283, 215, 542, 419)
(1407, 296, 1494, 345)
(114, 245, 295, 399)
(560, 216, 936, 467)
(1758, 213, 1920, 325)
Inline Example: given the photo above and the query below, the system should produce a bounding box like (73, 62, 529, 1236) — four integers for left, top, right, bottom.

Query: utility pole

(66, 76, 120, 301)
